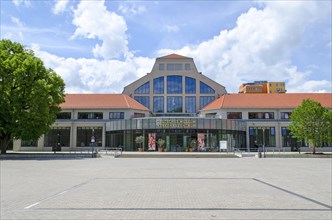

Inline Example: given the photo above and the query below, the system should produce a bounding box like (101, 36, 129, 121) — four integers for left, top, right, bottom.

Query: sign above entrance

(156, 119, 197, 129)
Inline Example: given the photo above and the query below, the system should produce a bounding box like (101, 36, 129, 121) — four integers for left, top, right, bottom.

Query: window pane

(159, 63, 164, 70)
(227, 112, 242, 119)
(200, 81, 215, 94)
(200, 96, 215, 109)
(248, 112, 274, 119)
(76, 127, 103, 147)
(56, 112, 71, 119)
(167, 97, 182, 113)
(134, 82, 150, 94)
(167, 76, 182, 94)
(153, 96, 164, 113)
(185, 96, 196, 113)
(109, 112, 125, 119)
(134, 96, 150, 108)
(185, 63, 190, 71)
(78, 112, 103, 119)
(185, 77, 196, 94)
(44, 127, 71, 147)
(153, 77, 164, 94)
(167, 63, 182, 71)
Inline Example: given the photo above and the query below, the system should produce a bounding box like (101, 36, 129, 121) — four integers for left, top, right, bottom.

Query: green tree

(135, 135, 144, 150)
(0, 39, 65, 154)
(289, 99, 332, 154)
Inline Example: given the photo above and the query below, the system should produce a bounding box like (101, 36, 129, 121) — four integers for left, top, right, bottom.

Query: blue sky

(1, 0, 331, 94)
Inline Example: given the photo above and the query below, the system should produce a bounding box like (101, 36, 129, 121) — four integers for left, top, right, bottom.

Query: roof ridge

(122, 94, 130, 108)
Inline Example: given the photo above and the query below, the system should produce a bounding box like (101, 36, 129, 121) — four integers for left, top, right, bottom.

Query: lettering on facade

(156, 119, 197, 128)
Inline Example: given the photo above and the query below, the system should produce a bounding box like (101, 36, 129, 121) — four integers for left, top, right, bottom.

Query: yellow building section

(267, 82, 286, 93)
(239, 81, 286, 93)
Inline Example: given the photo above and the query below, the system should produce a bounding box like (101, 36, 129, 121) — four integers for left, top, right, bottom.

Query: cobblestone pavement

(1, 157, 331, 220)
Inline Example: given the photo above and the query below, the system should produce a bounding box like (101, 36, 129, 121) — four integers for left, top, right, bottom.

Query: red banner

(148, 133, 156, 151)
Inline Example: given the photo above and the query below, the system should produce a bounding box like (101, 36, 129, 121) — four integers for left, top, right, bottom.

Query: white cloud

(31, 44, 154, 94)
(163, 25, 180, 33)
(11, 16, 23, 27)
(12, 0, 30, 7)
(71, 0, 129, 60)
(52, 0, 69, 15)
(118, 3, 146, 16)
(158, 1, 331, 93)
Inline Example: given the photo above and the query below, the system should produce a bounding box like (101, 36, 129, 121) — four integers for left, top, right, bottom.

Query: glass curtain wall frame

(44, 127, 71, 147)
(76, 127, 103, 147)
(248, 127, 276, 151)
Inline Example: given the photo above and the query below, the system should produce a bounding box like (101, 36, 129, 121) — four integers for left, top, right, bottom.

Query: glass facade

(134, 82, 150, 94)
(106, 118, 246, 152)
(134, 96, 150, 108)
(167, 76, 182, 94)
(185, 77, 196, 94)
(249, 127, 276, 151)
(77, 127, 103, 147)
(153, 77, 164, 94)
(153, 96, 164, 113)
(200, 82, 215, 94)
(200, 96, 215, 109)
(185, 96, 196, 113)
(167, 96, 182, 113)
(44, 127, 71, 147)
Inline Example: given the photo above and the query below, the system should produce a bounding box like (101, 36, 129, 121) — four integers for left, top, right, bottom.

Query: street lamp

(262, 127, 266, 158)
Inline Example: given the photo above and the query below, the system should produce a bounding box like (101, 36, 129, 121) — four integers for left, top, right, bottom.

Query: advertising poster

(148, 133, 156, 151)
(197, 133, 205, 151)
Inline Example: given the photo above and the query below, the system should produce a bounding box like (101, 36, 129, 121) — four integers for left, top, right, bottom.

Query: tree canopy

(0, 39, 65, 154)
(289, 99, 332, 154)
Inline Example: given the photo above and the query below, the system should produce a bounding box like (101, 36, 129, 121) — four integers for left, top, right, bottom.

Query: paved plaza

(1, 156, 331, 220)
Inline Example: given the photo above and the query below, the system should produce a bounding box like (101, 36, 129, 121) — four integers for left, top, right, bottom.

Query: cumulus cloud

(31, 44, 154, 93)
(158, 1, 331, 93)
(71, 0, 129, 60)
(52, 0, 69, 15)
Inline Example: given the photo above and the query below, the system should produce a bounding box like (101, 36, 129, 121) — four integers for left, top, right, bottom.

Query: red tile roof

(60, 94, 149, 111)
(202, 93, 332, 110)
(157, 53, 192, 59)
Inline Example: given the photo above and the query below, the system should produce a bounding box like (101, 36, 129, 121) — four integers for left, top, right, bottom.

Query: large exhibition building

(13, 54, 332, 152)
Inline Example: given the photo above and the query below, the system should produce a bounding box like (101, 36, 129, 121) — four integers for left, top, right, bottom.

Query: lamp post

(262, 127, 266, 158)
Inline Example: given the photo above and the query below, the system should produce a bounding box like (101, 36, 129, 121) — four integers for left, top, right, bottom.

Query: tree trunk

(0, 133, 10, 154)
(312, 142, 316, 154)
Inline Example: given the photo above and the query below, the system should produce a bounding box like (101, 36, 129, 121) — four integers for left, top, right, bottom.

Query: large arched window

(185, 77, 196, 94)
(134, 82, 150, 94)
(153, 96, 164, 113)
(167, 97, 182, 113)
(200, 96, 215, 109)
(153, 77, 164, 94)
(200, 82, 215, 94)
(134, 96, 150, 108)
(167, 76, 182, 94)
